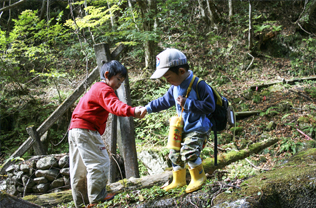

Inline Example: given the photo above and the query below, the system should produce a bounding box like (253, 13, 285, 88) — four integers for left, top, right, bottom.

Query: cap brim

(150, 67, 169, 79)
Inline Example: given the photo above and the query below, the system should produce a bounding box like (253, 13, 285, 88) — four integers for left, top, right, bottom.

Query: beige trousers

(68, 128, 110, 207)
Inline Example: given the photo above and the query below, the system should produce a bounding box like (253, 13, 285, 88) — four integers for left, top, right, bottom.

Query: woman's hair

(100, 60, 127, 80)
(168, 63, 189, 75)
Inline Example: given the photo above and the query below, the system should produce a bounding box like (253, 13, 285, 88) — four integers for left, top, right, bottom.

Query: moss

(212, 148, 316, 207)
(230, 127, 243, 135)
(23, 190, 73, 206)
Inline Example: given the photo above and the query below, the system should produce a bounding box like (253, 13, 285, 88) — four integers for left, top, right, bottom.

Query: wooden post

(109, 114, 118, 183)
(117, 77, 140, 179)
(94, 43, 139, 180)
(26, 126, 46, 155)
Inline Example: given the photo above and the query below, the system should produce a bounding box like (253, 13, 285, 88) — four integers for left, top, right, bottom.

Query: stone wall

(2, 153, 70, 197)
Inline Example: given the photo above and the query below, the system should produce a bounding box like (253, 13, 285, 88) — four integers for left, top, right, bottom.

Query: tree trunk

(107, 0, 115, 29)
(0, 0, 25, 13)
(206, 0, 220, 24)
(39, 0, 46, 20)
(136, 0, 157, 70)
(228, 0, 233, 22)
(128, 0, 140, 31)
(248, 0, 253, 51)
(198, 0, 210, 29)
(23, 138, 279, 207)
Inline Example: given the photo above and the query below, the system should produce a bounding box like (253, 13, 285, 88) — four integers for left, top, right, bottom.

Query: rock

(138, 150, 168, 175)
(36, 156, 58, 170)
(50, 178, 64, 188)
(35, 169, 60, 181)
(60, 168, 70, 176)
(20, 164, 31, 173)
(63, 176, 70, 186)
(34, 177, 48, 184)
(33, 183, 50, 193)
(6, 165, 19, 173)
(58, 155, 69, 168)
(7, 184, 18, 195)
(22, 175, 36, 188)
(0, 180, 7, 191)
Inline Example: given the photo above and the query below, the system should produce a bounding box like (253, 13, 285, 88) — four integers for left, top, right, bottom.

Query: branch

(245, 53, 254, 71)
(297, 22, 316, 36)
(0, 0, 25, 13)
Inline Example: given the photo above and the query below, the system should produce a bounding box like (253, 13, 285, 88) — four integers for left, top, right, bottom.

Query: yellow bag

(166, 75, 196, 150)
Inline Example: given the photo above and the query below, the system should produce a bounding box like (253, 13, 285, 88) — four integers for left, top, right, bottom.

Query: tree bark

(248, 0, 253, 51)
(39, 0, 47, 20)
(136, 0, 157, 70)
(228, 0, 233, 22)
(198, 0, 210, 28)
(0, 0, 25, 13)
(107, 0, 115, 29)
(23, 138, 279, 207)
(206, 0, 220, 24)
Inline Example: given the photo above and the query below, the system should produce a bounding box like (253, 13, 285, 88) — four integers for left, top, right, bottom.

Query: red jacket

(69, 82, 135, 135)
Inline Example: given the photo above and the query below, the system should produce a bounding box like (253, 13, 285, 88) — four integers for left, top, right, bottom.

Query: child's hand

(139, 107, 147, 118)
(134, 106, 147, 118)
(176, 95, 186, 107)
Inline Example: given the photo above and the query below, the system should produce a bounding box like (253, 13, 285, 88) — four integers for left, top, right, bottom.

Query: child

(140, 48, 216, 193)
(68, 60, 144, 208)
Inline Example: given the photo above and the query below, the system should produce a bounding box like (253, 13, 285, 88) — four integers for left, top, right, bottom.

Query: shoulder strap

(195, 78, 223, 106)
(195, 78, 203, 100)
(179, 75, 196, 122)
(185, 75, 196, 98)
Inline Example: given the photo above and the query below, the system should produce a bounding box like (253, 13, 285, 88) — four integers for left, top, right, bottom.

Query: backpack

(194, 77, 235, 165)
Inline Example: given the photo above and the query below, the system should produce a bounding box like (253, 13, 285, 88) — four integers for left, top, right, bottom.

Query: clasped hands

(134, 95, 186, 119)
(134, 106, 147, 118)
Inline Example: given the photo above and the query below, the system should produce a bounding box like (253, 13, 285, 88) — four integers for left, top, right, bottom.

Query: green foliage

(252, 94, 261, 103)
(304, 86, 316, 98)
(278, 137, 303, 155)
(289, 36, 316, 76)
(260, 107, 279, 117)
(227, 159, 259, 179)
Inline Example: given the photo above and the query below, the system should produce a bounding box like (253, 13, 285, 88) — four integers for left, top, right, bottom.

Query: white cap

(150, 48, 187, 79)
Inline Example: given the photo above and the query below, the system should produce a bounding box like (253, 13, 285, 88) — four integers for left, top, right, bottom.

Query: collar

(179, 70, 193, 88)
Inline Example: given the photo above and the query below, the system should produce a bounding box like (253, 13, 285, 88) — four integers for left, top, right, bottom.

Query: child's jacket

(69, 82, 135, 135)
(145, 71, 216, 133)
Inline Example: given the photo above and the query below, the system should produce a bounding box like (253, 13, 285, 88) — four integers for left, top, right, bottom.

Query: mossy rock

(213, 148, 316, 207)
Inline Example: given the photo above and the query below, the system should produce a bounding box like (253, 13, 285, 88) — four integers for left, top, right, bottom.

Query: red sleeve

(99, 87, 135, 117)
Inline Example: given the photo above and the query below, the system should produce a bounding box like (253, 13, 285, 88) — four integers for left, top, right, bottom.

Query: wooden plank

(26, 126, 46, 155)
(0, 66, 99, 174)
(235, 111, 261, 118)
(36, 66, 99, 136)
(250, 76, 316, 91)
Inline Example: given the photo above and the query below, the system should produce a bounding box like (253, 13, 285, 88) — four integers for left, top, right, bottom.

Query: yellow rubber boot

(163, 168, 187, 191)
(185, 163, 206, 193)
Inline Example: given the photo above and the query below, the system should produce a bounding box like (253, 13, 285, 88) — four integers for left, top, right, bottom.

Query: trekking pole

(214, 128, 217, 166)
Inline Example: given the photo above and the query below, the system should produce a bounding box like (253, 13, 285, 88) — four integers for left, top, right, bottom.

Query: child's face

(163, 69, 186, 86)
(105, 72, 125, 91)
